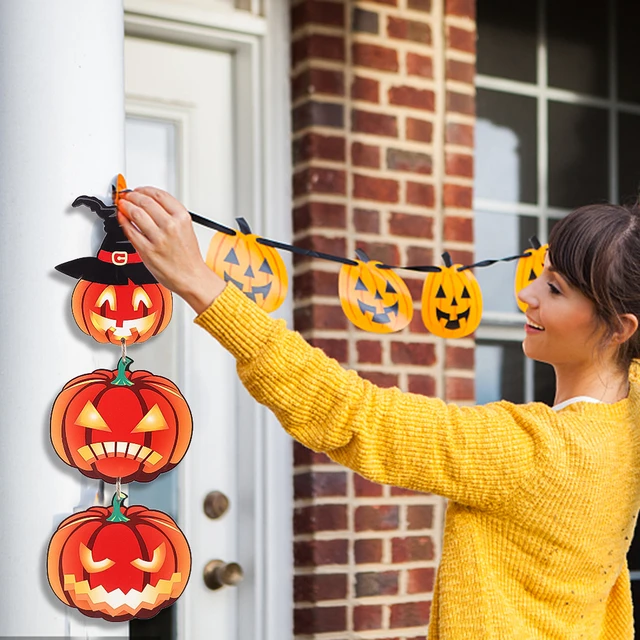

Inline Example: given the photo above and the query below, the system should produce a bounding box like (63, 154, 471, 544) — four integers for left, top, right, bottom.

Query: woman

(118, 188, 640, 639)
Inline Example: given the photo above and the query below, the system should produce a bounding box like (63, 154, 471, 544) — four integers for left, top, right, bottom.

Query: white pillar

(0, 2, 127, 636)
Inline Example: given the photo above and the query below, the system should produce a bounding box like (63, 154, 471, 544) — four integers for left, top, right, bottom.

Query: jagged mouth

(224, 273, 273, 301)
(436, 307, 470, 330)
(77, 442, 163, 466)
(357, 299, 400, 324)
(63, 572, 183, 619)
(90, 312, 157, 338)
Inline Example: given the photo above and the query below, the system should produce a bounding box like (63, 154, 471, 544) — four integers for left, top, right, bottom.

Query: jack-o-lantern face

(47, 492, 191, 621)
(71, 279, 172, 345)
(421, 253, 482, 338)
(515, 237, 548, 312)
(205, 218, 287, 313)
(50, 357, 192, 484)
(339, 250, 413, 333)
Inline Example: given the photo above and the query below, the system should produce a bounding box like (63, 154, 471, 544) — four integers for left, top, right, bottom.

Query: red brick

(406, 246, 434, 266)
(294, 167, 347, 196)
(391, 341, 436, 365)
(294, 573, 348, 602)
(354, 174, 399, 203)
(352, 109, 398, 136)
(446, 345, 475, 369)
(407, 52, 434, 78)
(352, 141, 381, 168)
(293, 133, 346, 164)
(403, 273, 428, 296)
(294, 606, 347, 634)
(443, 183, 473, 208)
(446, 58, 475, 85)
(353, 42, 399, 72)
(292, 67, 345, 100)
(294, 539, 349, 566)
(356, 505, 400, 531)
(355, 241, 400, 266)
(308, 337, 348, 362)
(358, 371, 399, 387)
(291, 0, 346, 29)
(446, 376, 475, 401)
(409, 311, 430, 335)
(390, 601, 431, 628)
(445, 152, 473, 178)
(292, 34, 346, 65)
(389, 212, 433, 239)
(407, 505, 434, 529)
(357, 340, 383, 364)
(442, 248, 474, 266)
(407, 0, 431, 10)
(391, 536, 435, 562)
(293, 202, 347, 232)
(295, 471, 348, 499)
(353, 7, 379, 33)
(446, 0, 475, 19)
(352, 75, 380, 102)
(292, 100, 344, 130)
(387, 16, 432, 44)
(408, 374, 436, 396)
(406, 117, 433, 143)
(295, 304, 348, 331)
(354, 472, 384, 496)
(294, 441, 334, 466)
(355, 572, 399, 597)
(444, 215, 473, 242)
(355, 538, 383, 563)
(406, 181, 435, 206)
(294, 270, 340, 298)
(294, 505, 348, 534)
(407, 567, 436, 594)
(389, 85, 435, 110)
(353, 605, 384, 631)
(446, 90, 475, 116)
(354, 207, 380, 233)
(447, 25, 476, 53)
(391, 486, 427, 496)
(387, 148, 432, 174)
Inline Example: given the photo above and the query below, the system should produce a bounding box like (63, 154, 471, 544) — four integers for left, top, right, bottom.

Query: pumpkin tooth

(91, 442, 107, 459)
(116, 441, 128, 456)
(78, 445, 96, 463)
(103, 441, 116, 456)
(126, 443, 141, 459)
(137, 446, 152, 461)
(144, 451, 163, 467)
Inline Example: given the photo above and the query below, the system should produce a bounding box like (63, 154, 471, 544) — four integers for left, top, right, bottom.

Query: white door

(123, 30, 292, 640)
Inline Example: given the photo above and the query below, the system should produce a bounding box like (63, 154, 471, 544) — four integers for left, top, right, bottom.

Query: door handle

(203, 490, 230, 519)
(203, 559, 244, 591)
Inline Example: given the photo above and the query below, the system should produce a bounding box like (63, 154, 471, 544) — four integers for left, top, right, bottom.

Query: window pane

(547, 0, 609, 97)
(534, 360, 555, 406)
(476, 89, 538, 204)
(548, 102, 609, 209)
(476, 341, 525, 404)
(477, 0, 537, 83)
(618, 112, 640, 204)
(475, 210, 537, 313)
(617, 0, 640, 104)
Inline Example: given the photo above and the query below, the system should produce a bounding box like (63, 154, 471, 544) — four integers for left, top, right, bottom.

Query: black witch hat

(55, 195, 158, 285)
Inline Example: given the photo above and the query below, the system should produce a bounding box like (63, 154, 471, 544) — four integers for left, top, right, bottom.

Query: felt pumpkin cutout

(50, 356, 192, 484)
(71, 279, 173, 345)
(47, 492, 191, 621)
(205, 218, 288, 312)
(514, 236, 548, 312)
(339, 249, 413, 333)
(421, 253, 482, 339)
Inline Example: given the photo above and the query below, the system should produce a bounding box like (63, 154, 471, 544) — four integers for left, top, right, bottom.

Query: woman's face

(518, 255, 605, 367)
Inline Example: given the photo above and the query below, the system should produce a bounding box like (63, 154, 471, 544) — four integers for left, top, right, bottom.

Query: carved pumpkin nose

(450, 297, 458, 307)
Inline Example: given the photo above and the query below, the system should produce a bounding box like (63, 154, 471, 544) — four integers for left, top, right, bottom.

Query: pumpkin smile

(224, 272, 273, 302)
(357, 299, 400, 324)
(435, 307, 471, 329)
(89, 311, 158, 338)
(77, 442, 163, 466)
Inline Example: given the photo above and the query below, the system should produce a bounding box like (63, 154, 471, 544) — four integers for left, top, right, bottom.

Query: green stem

(111, 356, 134, 386)
(106, 491, 130, 523)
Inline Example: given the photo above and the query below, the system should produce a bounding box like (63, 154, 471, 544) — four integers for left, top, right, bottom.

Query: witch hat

(56, 195, 158, 285)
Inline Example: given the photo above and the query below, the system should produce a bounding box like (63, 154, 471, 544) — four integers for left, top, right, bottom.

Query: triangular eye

(224, 248, 240, 265)
(385, 281, 397, 294)
(259, 259, 273, 275)
(461, 287, 470, 299)
(435, 285, 447, 299)
(75, 401, 111, 431)
(131, 543, 166, 573)
(245, 265, 255, 278)
(131, 404, 169, 433)
(355, 278, 368, 291)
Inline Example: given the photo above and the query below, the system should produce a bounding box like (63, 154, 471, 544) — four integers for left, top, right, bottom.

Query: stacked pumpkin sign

(49, 175, 192, 622)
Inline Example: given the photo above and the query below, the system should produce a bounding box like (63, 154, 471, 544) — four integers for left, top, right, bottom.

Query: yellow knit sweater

(195, 283, 640, 639)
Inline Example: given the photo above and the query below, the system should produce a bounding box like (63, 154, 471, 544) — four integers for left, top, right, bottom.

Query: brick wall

(290, 0, 476, 636)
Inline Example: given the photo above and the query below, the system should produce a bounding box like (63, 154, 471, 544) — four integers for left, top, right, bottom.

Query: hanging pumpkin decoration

(71, 279, 172, 345)
(514, 236, 547, 312)
(50, 356, 192, 484)
(338, 249, 413, 333)
(205, 218, 288, 312)
(47, 491, 191, 621)
(421, 253, 482, 339)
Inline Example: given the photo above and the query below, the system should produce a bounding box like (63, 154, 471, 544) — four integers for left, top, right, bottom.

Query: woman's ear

(614, 313, 639, 344)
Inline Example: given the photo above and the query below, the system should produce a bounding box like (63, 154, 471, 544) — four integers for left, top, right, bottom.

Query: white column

(0, 2, 127, 636)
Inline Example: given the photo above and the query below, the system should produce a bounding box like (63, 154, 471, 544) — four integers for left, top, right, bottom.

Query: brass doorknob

(203, 559, 244, 591)
(203, 491, 230, 519)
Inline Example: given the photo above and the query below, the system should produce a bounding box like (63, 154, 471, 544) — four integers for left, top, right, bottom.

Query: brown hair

(548, 203, 640, 370)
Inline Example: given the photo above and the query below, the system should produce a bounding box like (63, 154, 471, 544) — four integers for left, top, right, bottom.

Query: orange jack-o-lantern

(71, 279, 172, 345)
(421, 253, 482, 339)
(514, 236, 548, 312)
(50, 357, 192, 484)
(339, 249, 413, 333)
(205, 218, 288, 312)
(47, 492, 191, 621)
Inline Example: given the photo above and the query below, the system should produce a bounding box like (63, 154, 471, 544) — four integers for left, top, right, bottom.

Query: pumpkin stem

(236, 217, 252, 235)
(106, 491, 130, 523)
(441, 252, 453, 268)
(355, 248, 370, 263)
(529, 235, 541, 250)
(111, 356, 134, 387)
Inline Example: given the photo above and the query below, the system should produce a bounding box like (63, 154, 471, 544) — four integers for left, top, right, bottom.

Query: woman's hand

(117, 187, 226, 314)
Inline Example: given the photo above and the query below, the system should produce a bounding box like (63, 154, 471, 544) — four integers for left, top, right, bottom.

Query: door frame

(124, 3, 293, 639)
